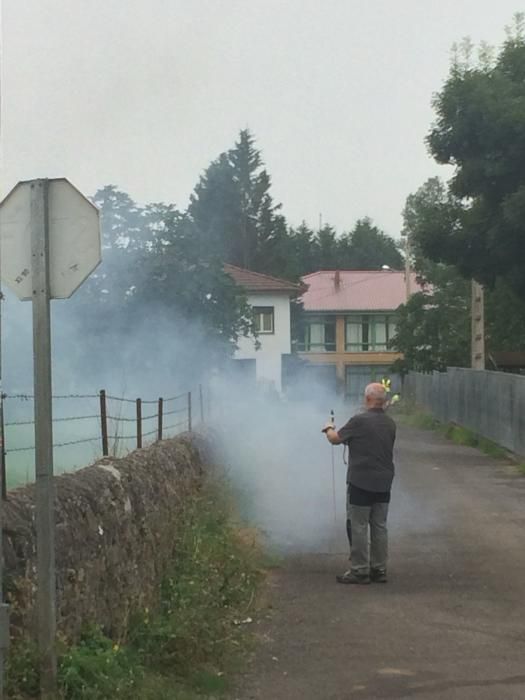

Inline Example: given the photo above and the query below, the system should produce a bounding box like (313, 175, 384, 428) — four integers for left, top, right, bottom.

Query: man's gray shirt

(337, 408, 396, 492)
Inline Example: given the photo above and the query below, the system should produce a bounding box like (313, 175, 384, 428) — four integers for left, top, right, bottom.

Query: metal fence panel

(405, 368, 525, 456)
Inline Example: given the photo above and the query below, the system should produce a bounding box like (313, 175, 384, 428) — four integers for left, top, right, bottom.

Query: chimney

(334, 270, 341, 291)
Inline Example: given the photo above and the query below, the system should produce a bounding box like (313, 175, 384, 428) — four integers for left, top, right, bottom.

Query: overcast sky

(1, 0, 521, 237)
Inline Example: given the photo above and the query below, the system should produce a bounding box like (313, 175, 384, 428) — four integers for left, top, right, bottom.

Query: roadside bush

(6, 477, 264, 699)
(129, 482, 263, 674)
(58, 627, 141, 700)
(6, 640, 40, 699)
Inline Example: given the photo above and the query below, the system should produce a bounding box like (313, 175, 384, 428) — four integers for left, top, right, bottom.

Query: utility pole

(471, 280, 485, 370)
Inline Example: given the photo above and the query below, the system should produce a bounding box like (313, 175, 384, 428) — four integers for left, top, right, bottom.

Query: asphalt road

(234, 424, 525, 700)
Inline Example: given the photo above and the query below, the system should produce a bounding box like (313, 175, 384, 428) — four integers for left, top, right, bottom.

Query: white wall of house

(235, 291, 292, 392)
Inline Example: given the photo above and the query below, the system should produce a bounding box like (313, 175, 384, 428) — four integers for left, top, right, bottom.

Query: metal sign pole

(31, 179, 57, 697)
(0, 176, 101, 699)
(0, 250, 8, 700)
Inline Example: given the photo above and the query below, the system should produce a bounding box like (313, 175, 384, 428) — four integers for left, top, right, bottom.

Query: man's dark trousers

(350, 502, 389, 575)
(347, 484, 390, 575)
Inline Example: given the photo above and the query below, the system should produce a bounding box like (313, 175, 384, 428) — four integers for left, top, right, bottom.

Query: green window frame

(345, 315, 397, 352)
(299, 317, 336, 352)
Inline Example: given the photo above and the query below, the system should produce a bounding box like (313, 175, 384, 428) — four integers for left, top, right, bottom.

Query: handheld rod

(330, 409, 337, 524)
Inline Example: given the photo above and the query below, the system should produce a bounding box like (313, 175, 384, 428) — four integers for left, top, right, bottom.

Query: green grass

(7, 477, 266, 700)
(442, 423, 479, 448)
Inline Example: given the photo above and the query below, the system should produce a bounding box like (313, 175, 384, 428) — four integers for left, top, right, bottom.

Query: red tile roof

(225, 264, 301, 294)
(300, 270, 419, 312)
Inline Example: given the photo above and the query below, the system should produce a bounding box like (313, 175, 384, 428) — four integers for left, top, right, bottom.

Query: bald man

(323, 383, 396, 584)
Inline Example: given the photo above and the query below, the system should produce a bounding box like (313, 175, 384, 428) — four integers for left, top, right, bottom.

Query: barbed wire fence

(0, 384, 207, 499)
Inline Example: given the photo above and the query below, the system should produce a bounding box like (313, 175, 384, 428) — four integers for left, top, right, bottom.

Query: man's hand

(322, 424, 343, 445)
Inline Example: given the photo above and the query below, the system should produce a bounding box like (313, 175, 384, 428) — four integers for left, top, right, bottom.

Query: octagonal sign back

(0, 178, 101, 300)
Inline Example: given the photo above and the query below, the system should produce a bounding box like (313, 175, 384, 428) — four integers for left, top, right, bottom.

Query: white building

(225, 264, 300, 392)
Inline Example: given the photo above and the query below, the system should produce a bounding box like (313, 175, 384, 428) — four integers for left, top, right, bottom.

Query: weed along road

(235, 424, 525, 700)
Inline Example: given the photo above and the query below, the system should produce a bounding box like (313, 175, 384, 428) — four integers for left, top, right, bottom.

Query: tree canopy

(187, 130, 288, 273)
(391, 177, 525, 372)
(423, 16, 525, 296)
(185, 129, 402, 280)
(68, 129, 403, 374)
(70, 185, 256, 376)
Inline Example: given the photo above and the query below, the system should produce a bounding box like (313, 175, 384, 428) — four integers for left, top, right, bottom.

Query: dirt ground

(232, 425, 525, 700)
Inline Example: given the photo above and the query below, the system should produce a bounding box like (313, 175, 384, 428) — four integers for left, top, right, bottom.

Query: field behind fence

(2, 385, 205, 491)
(404, 367, 525, 456)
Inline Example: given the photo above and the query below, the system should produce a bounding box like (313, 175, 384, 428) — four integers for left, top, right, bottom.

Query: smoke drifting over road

(210, 375, 359, 553)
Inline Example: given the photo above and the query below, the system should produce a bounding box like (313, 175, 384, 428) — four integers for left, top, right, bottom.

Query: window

(253, 306, 274, 334)
(299, 317, 336, 352)
(345, 315, 397, 352)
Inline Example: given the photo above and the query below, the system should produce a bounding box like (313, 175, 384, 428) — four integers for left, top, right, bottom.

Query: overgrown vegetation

(7, 479, 265, 700)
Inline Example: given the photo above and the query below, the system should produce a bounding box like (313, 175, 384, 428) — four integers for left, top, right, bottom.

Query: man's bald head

(364, 382, 387, 408)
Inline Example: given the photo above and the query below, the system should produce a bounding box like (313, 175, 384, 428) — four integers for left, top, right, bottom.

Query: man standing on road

(323, 383, 396, 585)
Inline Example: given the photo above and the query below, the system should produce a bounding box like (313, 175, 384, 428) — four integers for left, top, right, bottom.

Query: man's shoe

(336, 570, 370, 585)
(370, 568, 387, 583)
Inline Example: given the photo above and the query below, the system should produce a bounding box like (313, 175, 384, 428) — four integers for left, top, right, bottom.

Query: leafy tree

(315, 225, 339, 269)
(485, 279, 525, 353)
(70, 186, 146, 333)
(392, 177, 525, 372)
(284, 223, 318, 279)
(134, 218, 256, 359)
(390, 183, 470, 371)
(283, 218, 402, 279)
(391, 287, 470, 373)
(93, 185, 144, 250)
(187, 129, 285, 272)
(68, 186, 256, 376)
(187, 131, 402, 280)
(423, 14, 525, 296)
(340, 218, 403, 270)
(65, 130, 408, 380)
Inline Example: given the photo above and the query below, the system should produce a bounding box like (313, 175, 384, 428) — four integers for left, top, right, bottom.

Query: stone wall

(3, 436, 205, 642)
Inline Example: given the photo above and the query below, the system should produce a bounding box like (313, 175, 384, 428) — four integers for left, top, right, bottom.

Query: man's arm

(324, 426, 343, 445)
(323, 415, 360, 446)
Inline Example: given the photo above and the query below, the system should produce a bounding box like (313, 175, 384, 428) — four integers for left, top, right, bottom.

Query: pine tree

(187, 129, 284, 272)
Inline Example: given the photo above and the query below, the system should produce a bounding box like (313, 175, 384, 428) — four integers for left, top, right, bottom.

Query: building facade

(298, 270, 417, 401)
(225, 264, 299, 392)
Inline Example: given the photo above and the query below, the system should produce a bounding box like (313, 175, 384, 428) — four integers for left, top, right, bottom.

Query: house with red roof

(225, 264, 301, 392)
(298, 270, 418, 401)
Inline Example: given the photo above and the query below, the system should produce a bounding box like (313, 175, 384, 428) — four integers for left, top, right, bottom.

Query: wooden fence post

(136, 398, 142, 448)
(99, 390, 108, 457)
(158, 398, 163, 441)
(199, 384, 204, 424)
